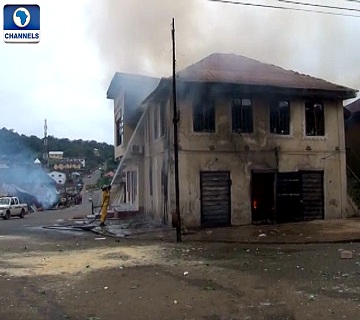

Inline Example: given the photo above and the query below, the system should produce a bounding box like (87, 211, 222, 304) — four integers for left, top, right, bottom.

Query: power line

(344, 0, 360, 4)
(278, 0, 360, 13)
(208, 0, 360, 17)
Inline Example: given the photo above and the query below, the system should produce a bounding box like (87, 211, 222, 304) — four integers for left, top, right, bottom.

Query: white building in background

(48, 171, 66, 185)
(49, 151, 64, 159)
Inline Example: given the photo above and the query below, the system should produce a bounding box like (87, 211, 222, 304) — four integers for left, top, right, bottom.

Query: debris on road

(340, 250, 353, 259)
(258, 233, 267, 238)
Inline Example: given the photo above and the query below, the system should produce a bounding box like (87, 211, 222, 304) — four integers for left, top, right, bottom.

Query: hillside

(0, 127, 114, 170)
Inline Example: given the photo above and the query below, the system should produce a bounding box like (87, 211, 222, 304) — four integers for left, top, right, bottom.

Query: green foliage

(105, 158, 118, 172)
(97, 176, 112, 188)
(0, 127, 114, 170)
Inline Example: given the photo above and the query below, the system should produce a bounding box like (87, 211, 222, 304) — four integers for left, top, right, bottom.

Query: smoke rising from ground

(0, 130, 58, 209)
(88, 0, 360, 96)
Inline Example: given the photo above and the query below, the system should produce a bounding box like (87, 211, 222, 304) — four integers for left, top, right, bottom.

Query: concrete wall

(174, 92, 347, 227)
(130, 83, 348, 228)
(143, 100, 172, 225)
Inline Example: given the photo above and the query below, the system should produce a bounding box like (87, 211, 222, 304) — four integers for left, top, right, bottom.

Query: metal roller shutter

(301, 171, 324, 220)
(200, 171, 231, 227)
(276, 172, 302, 223)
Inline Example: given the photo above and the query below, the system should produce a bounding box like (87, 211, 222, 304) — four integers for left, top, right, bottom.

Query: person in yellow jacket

(100, 185, 111, 227)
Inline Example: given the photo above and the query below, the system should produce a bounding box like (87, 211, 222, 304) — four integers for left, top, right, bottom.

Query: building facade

(108, 53, 358, 228)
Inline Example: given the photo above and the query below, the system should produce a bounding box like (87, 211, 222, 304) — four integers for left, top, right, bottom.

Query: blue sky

(1, 0, 359, 144)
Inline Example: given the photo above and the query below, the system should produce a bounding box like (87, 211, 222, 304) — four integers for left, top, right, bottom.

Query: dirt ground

(0, 191, 360, 320)
(1, 225, 360, 320)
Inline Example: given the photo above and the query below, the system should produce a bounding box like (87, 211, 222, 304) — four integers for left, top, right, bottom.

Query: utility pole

(172, 18, 181, 242)
(43, 119, 48, 168)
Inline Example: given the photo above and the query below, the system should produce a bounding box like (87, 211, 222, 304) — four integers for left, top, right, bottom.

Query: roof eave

(176, 78, 358, 100)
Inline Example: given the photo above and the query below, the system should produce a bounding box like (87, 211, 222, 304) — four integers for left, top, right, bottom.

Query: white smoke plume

(87, 0, 360, 95)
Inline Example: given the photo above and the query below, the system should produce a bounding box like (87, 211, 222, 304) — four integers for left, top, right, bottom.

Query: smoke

(0, 129, 59, 209)
(87, 0, 360, 94)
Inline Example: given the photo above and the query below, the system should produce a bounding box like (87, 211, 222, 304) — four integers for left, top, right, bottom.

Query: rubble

(340, 250, 353, 259)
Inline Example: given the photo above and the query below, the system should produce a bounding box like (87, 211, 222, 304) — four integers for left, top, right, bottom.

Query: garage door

(302, 171, 324, 220)
(276, 172, 302, 223)
(200, 171, 231, 227)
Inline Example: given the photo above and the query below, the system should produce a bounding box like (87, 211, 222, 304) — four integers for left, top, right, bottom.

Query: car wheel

(19, 209, 25, 219)
(4, 211, 10, 220)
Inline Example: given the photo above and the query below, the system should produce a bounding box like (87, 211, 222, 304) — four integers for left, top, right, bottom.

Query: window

(153, 107, 159, 140)
(193, 98, 215, 132)
(159, 101, 166, 137)
(116, 112, 124, 146)
(146, 114, 150, 143)
(126, 170, 137, 204)
(270, 100, 290, 135)
(232, 98, 253, 133)
(305, 101, 325, 136)
(149, 160, 153, 196)
(131, 170, 137, 204)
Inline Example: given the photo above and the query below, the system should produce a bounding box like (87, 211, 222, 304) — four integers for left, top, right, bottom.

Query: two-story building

(107, 53, 358, 228)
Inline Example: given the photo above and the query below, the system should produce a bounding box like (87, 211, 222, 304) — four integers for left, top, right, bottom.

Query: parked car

(0, 196, 28, 220)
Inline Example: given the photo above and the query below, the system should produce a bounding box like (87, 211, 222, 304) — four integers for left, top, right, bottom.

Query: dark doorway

(251, 172, 275, 224)
(252, 170, 324, 224)
(200, 171, 231, 227)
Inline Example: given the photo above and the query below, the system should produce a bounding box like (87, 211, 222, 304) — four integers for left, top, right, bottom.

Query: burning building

(107, 53, 358, 228)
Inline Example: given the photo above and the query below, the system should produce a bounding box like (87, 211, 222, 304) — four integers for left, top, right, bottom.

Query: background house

(48, 151, 64, 160)
(345, 98, 360, 176)
(344, 98, 360, 208)
(108, 53, 358, 228)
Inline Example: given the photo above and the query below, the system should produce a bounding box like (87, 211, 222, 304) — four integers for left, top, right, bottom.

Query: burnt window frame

(116, 111, 124, 146)
(305, 101, 325, 136)
(193, 96, 215, 133)
(231, 98, 253, 133)
(270, 100, 290, 135)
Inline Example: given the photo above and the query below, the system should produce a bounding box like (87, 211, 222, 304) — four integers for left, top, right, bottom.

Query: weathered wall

(143, 100, 172, 225)
(175, 92, 347, 227)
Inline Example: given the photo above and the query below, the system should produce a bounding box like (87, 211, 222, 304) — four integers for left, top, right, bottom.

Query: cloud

(0, 0, 113, 143)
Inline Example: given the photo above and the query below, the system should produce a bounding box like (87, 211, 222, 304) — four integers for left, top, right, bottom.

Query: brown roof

(177, 53, 357, 97)
(346, 98, 360, 113)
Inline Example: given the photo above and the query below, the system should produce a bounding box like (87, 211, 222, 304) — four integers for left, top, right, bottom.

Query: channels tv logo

(3, 4, 40, 43)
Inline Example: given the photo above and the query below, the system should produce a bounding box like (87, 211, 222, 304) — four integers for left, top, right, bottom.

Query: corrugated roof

(177, 53, 357, 97)
(346, 98, 360, 113)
